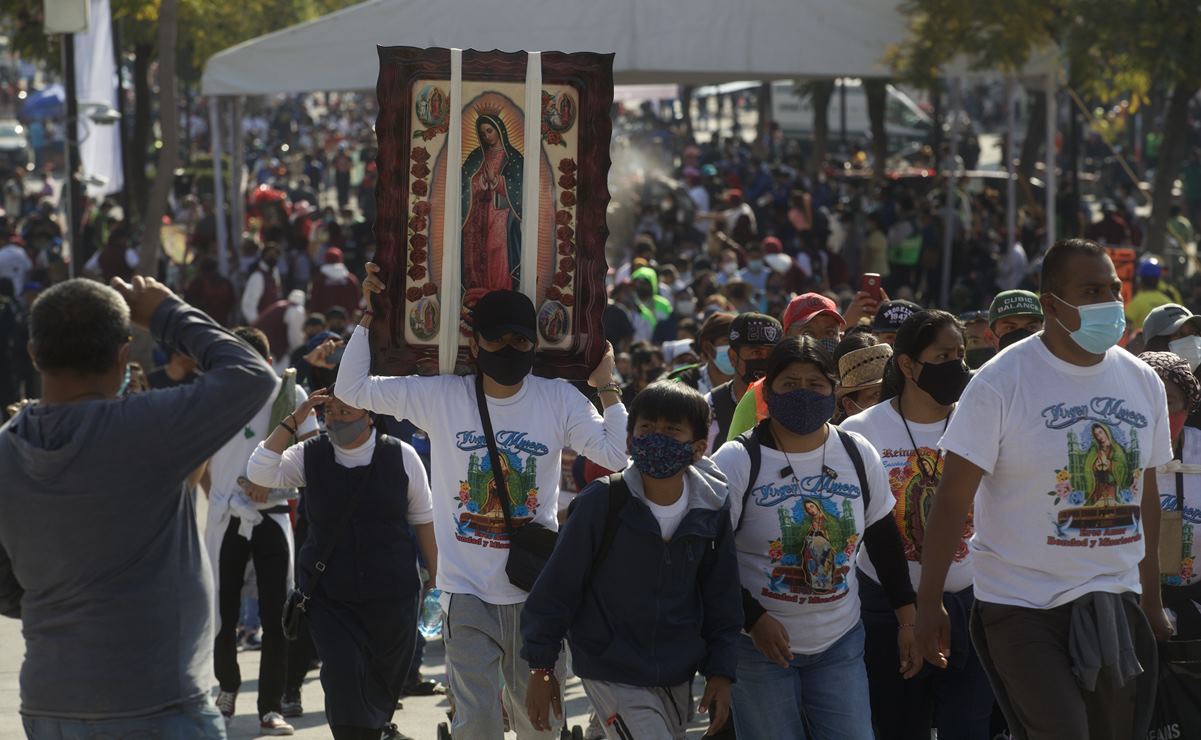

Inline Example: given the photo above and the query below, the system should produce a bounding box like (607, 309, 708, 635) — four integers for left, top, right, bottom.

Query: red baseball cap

(323, 247, 344, 264)
(762, 236, 783, 254)
(783, 293, 846, 334)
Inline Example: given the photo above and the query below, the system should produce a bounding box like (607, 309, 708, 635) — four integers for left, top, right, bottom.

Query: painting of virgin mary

(461, 111, 524, 301)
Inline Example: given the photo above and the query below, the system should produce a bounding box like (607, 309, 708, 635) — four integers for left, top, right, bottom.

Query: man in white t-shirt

(915, 239, 1174, 740)
(336, 267, 629, 740)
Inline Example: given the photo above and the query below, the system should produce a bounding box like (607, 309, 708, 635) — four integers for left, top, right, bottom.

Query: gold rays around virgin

(460, 89, 526, 164)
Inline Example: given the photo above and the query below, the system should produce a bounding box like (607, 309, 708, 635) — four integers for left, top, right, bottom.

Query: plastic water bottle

(418, 588, 443, 638)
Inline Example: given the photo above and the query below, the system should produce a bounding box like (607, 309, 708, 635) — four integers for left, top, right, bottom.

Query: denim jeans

(731, 621, 873, 740)
(22, 696, 226, 739)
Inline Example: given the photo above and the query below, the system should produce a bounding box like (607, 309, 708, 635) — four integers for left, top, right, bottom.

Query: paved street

(0, 488, 716, 739)
(1, 616, 720, 739)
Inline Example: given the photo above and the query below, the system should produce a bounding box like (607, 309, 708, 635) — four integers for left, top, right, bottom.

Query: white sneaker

(215, 690, 237, 722)
(259, 712, 295, 736)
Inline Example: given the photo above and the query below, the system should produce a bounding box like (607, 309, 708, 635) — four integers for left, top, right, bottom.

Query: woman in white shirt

(841, 309, 994, 740)
(247, 388, 437, 740)
(1142, 351, 1201, 640)
(711, 336, 920, 739)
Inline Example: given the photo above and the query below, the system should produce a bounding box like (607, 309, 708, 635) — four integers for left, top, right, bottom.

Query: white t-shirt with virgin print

(842, 400, 974, 594)
(940, 334, 1173, 610)
(1155, 425, 1201, 587)
(335, 326, 631, 605)
(712, 427, 895, 655)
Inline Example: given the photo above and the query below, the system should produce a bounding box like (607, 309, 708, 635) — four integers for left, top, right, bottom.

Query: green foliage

(3, 0, 367, 70)
(889, 0, 1201, 102)
(888, 0, 1062, 86)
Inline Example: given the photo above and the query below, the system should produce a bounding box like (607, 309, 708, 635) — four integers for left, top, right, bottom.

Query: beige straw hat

(836, 344, 893, 399)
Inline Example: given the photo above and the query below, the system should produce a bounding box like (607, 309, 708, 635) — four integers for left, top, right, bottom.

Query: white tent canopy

(201, 0, 908, 95)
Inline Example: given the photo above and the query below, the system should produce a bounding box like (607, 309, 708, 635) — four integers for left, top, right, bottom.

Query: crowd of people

(0, 86, 1200, 740)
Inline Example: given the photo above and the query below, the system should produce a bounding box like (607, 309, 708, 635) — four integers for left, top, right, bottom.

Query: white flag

(73, 0, 123, 199)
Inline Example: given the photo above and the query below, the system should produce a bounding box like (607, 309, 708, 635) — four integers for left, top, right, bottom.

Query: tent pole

(210, 96, 229, 277)
(941, 77, 959, 308)
(1006, 77, 1017, 253)
(1045, 72, 1056, 252)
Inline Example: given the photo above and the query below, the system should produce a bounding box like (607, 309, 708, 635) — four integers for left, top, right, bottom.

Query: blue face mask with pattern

(630, 432, 697, 479)
(766, 388, 835, 436)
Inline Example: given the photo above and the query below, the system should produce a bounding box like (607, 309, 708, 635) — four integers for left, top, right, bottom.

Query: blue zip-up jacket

(521, 458, 743, 686)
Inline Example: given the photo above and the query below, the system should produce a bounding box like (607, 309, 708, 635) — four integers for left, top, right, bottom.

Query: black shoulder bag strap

(296, 441, 372, 602)
(835, 427, 872, 510)
(475, 373, 516, 534)
(593, 473, 630, 573)
(732, 421, 766, 533)
(1176, 438, 1185, 512)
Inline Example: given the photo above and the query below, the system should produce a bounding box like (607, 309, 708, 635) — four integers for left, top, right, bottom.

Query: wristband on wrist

(362, 309, 375, 317)
(897, 623, 916, 629)
(598, 383, 622, 395)
(529, 668, 555, 682)
(280, 419, 297, 435)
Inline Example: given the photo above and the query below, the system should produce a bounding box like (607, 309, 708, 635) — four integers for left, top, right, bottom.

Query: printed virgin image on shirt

(1042, 396, 1147, 548)
(754, 478, 861, 604)
(453, 428, 548, 546)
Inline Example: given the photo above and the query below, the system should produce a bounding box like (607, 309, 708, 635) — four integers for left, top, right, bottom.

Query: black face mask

(740, 357, 769, 384)
(998, 327, 1034, 350)
(965, 346, 996, 369)
(475, 344, 535, 386)
(915, 358, 972, 406)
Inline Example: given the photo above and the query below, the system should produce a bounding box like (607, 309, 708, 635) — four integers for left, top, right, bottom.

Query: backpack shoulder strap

(732, 425, 763, 533)
(835, 427, 871, 511)
(592, 474, 630, 573)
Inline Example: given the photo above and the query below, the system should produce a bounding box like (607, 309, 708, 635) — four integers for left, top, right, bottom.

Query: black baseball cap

(729, 312, 783, 349)
(471, 290, 537, 342)
(873, 300, 921, 333)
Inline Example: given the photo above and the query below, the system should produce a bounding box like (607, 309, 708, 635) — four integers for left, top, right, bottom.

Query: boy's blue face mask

(631, 432, 698, 479)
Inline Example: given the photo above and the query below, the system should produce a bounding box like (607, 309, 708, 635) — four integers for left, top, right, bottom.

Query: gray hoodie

(0, 299, 276, 719)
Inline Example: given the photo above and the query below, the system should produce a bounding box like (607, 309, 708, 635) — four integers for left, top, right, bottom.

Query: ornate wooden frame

(372, 46, 613, 379)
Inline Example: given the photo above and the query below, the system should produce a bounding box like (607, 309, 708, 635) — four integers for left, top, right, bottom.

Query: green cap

(989, 290, 1044, 327)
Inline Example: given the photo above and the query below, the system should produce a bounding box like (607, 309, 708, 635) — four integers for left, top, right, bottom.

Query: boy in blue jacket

(522, 380, 742, 739)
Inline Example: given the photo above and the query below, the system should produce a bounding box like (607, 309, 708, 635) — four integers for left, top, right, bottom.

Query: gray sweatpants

(444, 593, 565, 740)
(581, 680, 692, 740)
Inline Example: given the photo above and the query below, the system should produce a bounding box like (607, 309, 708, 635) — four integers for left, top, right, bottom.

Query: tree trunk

(809, 80, 834, 177)
(680, 85, 695, 141)
(1146, 82, 1199, 254)
(1018, 87, 1047, 206)
(865, 79, 888, 181)
(139, 0, 179, 275)
(129, 42, 152, 224)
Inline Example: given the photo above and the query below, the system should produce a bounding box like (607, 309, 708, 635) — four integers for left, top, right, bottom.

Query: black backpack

(729, 422, 872, 532)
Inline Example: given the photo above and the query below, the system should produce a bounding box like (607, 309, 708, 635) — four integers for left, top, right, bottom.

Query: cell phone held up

(860, 273, 882, 302)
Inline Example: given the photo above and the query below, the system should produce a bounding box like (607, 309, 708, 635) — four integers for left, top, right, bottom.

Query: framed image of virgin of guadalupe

(372, 46, 614, 379)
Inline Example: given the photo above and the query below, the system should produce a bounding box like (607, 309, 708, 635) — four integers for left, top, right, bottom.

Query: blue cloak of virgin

(461, 113, 525, 291)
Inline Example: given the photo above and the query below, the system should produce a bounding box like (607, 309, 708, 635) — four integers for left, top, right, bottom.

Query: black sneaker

(381, 723, 414, 740)
(280, 691, 303, 718)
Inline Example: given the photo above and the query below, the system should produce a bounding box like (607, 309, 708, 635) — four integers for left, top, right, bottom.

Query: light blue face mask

(1052, 295, 1126, 355)
(712, 344, 736, 376)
